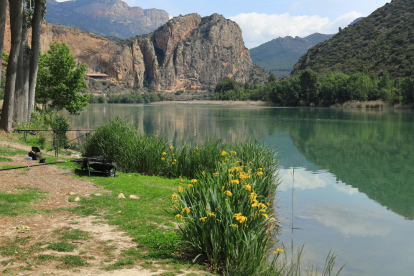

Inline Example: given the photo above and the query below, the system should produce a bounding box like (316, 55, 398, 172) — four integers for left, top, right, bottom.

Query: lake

(68, 103, 414, 276)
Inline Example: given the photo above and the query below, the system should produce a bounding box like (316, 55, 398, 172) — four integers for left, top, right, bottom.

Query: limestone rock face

(4, 12, 261, 92)
(135, 13, 255, 91)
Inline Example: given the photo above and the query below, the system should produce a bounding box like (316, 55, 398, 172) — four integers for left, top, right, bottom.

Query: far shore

(151, 100, 269, 106)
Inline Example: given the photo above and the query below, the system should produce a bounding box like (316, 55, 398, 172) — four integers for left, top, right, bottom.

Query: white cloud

(306, 204, 392, 237)
(230, 11, 363, 48)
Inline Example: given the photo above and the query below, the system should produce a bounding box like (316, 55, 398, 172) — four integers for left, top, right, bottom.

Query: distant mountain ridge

(249, 33, 334, 77)
(293, 0, 414, 78)
(45, 0, 169, 39)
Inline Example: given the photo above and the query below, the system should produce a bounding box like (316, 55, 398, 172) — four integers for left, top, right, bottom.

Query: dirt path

(0, 141, 189, 275)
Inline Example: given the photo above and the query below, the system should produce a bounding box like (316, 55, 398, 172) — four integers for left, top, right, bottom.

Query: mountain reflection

(68, 104, 414, 219)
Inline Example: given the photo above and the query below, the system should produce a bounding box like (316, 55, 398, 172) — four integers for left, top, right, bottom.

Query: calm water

(68, 104, 414, 276)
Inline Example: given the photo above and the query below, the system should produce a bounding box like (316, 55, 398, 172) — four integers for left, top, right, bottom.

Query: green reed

(82, 117, 342, 275)
(171, 150, 279, 275)
(83, 117, 276, 180)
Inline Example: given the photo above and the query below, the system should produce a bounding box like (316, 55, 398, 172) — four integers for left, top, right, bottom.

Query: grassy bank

(1, 125, 343, 275)
(81, 118, 343, 275)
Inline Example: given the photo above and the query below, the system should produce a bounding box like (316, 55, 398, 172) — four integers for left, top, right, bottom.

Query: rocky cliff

(45, 0, 169, 39)
(4, 13, 260, 92)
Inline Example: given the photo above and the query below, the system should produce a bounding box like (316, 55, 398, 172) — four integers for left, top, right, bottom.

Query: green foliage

(1, 51, 7, 68)
(173, 151, 278, 275)
(106, 92, 163, 104)
(88, 94, 106, 103)
(83, 118, 275, 179)
(36, 42, 89, 115)
(293, 0, 414, 78)
(213, 69, 414, 106)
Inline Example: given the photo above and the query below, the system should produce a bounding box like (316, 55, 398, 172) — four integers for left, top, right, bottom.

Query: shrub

(172, 151, 278, 275)
(83, 118, 277, 180)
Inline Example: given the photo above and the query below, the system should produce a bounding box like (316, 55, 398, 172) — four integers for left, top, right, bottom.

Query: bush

(172, 151, 278, 275)
(83, 118, 277, 180)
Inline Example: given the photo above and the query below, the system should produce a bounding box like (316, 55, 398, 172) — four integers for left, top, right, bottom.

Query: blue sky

(58, 0, 390, 48)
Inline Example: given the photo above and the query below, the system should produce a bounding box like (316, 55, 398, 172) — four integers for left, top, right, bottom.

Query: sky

(56, 0, 390, 48)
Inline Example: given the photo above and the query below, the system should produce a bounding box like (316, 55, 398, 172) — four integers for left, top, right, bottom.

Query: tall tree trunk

(0, 0, 7, 86)
(14, 19, 30, 123)
(0, 0, 24, 133)
(28, 0, 44, 121)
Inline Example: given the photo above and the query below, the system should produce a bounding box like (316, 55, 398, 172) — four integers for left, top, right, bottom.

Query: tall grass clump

(171, 150, 279, 275)
(83, 117, 277, 180)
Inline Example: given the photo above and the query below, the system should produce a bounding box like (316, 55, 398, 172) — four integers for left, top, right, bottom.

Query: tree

(36, 42, 89, 115)
(0, 0, 24, 133)
(28, 0, 45, 121)
(299, 69, 319, 105)
(0, 0, 7, 86)
(0, 0, 46, 132)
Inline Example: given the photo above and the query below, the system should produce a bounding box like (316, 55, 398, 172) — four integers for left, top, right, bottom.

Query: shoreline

(151, 100, 269, 106)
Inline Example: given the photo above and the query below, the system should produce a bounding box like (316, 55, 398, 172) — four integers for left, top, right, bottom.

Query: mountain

(349, 17, 364, 25)
(4, 12, 262, 92)
(249, 33, 334, 77)
(292, 0, 414, 78)
(45, 0, 169, 39)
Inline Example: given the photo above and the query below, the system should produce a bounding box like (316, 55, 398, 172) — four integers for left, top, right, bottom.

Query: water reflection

(67, 104, 414, 275)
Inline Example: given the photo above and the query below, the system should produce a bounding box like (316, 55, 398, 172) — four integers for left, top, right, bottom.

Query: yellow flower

(178, 186, 183, 192)
(188, 184, 194, 188)
(170, 145, 174, 150)
(199, 217, 207, 221)
(244, 184, 252, 191)
(162, 152, 167, 155)
(221, 151, 228, 156)
(262, 213, 268, 218)
(224, 190, 232, 196)
(208, 212, 216, 217)
(182, 207, 191, 213)
(161, 157, 165, 161)
(230, 179, 239, 184)
(202, 171, 205, 175)
(230, 151, 237, 155)
(190, 179, 197, 183)
(194, 147, 199, 150)
(222, 186, 225, 190)
(118, 211, 122, 213)
(274, 248, 284, 253)
(233, 213, 248, 224)
(257, 203, 267, 209)
(172, 204, 176, 208)
(258, 168, 263, 171)
(173, 159, 177, 162)
(171, 193, 178, 200)
(175, 214, 183, 218)
(229, 224, 238, 228)
(256, 171, 264, 176)
(172, 162, 176, 165)
(259, 209, 266, 213)
(213, 172, 220, 176)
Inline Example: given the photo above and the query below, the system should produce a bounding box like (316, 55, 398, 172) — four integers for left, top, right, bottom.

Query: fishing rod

(0, 160, 70, 172)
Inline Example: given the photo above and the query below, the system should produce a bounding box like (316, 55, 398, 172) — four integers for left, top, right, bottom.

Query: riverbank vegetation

(81, 117, 343, 275)
(212, 70, 414, 107)
(1, 121, 344, 275)
(89, 91, 165, 104)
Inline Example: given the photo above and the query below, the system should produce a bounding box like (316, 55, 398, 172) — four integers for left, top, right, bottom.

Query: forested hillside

(250, 33, 333, 77)
(293, 0, 414, 78)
